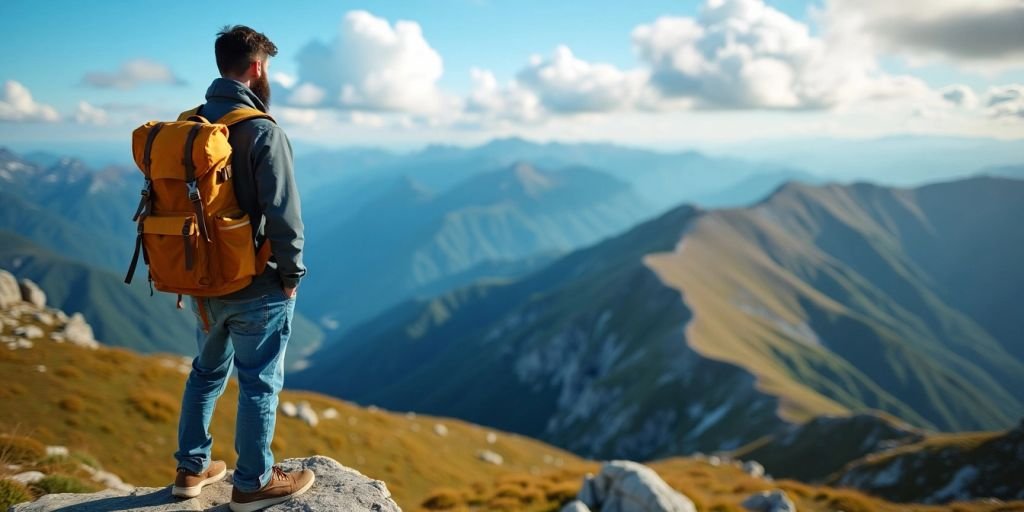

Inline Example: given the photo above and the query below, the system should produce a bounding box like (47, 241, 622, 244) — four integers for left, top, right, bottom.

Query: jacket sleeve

(251, 123, 306, 289)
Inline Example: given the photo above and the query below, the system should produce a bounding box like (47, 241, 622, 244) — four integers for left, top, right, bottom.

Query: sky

(1, 0, 1023, 152)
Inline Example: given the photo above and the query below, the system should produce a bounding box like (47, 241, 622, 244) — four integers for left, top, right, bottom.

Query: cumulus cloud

(0, 81, 59, 122)
(515, 46, 646, 113)
(631, 0, 929, 110)
(827, 0, 1024, 66)
(82, 59, 185, 89)
(292, 10, 448, 113)
(74, 101, 108, 125)
(987, 85, 1024, 118)
(466, 68, 542, 123)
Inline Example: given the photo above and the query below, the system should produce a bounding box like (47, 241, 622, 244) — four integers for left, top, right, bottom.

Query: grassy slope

(0, 318, 585, 508)
(832, 425, 1024, 503)
(730, 413, 926, 482)
(294, 206, 792, 459)
(3, 312, 1020, 512)
(645, 178, 1024, 432)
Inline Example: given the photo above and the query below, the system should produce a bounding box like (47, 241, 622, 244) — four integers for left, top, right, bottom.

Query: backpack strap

(177, 106, 202, 122)
(217, 107, 275, 127)
(181, 124, 211, 242)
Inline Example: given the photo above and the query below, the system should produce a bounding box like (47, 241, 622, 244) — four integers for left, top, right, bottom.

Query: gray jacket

(198, 78, 305, 299)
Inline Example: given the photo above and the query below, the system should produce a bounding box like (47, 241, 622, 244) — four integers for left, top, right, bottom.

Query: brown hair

(215, 25, 278, 77)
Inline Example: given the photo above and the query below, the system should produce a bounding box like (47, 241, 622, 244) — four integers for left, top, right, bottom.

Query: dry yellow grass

(0, 332, 583, 508)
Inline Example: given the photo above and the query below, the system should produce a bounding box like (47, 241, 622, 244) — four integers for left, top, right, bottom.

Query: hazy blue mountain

(301, 162, 652, 332)
(0, 148, 137, 271)
(293, 138, 816, 220)
(293, 177, 1024, 461)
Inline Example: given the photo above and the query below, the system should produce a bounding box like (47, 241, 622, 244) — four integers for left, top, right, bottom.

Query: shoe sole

(172, 467, 228, 498)
(229, 472, 316, 512)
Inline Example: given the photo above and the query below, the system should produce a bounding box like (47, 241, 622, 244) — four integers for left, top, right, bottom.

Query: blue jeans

(174, 291, 295, 492)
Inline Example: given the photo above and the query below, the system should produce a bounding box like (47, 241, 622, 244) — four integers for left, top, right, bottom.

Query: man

(170, 25, 312, 512)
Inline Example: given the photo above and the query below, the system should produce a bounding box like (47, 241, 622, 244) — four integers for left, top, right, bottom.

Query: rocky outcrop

(11, 456, 401, 511)
(0, 270, 20, 307)
(560, 460, 696, 512)
(17, 279, 46, 308)
(1, 272, 99, 351)
(63, 312, 96, 347)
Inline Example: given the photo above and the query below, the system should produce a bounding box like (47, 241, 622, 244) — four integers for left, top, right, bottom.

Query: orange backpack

(124, 107, 272, 303)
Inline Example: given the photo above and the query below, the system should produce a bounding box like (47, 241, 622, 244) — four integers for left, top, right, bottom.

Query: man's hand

(283, 285, 297, 299)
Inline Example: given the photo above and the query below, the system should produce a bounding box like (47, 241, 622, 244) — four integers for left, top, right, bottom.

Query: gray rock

(0, 270, 20, 308)
(560, 499, 592, 512)
(11, 455, 401, 512)
(297, 401, 319, 428)
(13, 325, 43, 339)
(9, 471, 46, 484)
(742, 490, 796, 512)
(576, 460, 696, 512)
(476, 449, 503, 465)
(18, 279, 46, 307)
(63, 313, 97, 348)
(742, 460, 765, 478)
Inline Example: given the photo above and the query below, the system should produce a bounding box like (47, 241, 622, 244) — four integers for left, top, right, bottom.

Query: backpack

(124, 106, 273, 305)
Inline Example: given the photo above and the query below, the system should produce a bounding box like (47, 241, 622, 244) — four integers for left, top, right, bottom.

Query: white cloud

(466, 68, 543, 124)
(826, 0, 1024, 69)
(271, 72, 297, 89)
(0, 81, 59, 122)
(293, 10, 448, 113)
(631, 0, 930, 110)
(515, 46, 646, 113)
(82, 59, 184, 89)
(74, 101, 108, 125)
(289, 83, 327, 107)
(987, 85, 1024, 119)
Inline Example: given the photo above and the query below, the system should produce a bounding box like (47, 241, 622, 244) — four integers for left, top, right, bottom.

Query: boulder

(297, 401, 319, 428)
(0, 270, 20, 307)
(63, 313, 98, 348)
(742, 490, 796, 512)
(13, 326, 43, 339)
(742, 460, 765, 478)
(11, 455, 401, 511)
(476, 449, 503, 465)
(433, 424, 448, 437)
(9, 471, 45, 484)
(280, 401, 298, 417)
(18, 279, 46, 307)
(575, 460, 696, 512)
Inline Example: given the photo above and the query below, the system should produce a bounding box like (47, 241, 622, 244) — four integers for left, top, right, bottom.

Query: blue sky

(2, 0, 1023, 151)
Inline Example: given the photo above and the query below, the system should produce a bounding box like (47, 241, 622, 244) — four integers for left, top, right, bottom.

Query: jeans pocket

(228, 295, 270, 336)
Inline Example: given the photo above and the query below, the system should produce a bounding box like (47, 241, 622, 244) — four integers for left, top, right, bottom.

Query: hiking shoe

(229, 466, 315, 512)
(172, 460, 227, 498)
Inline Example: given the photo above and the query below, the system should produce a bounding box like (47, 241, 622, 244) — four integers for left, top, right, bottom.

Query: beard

(250, 72, 271, 109)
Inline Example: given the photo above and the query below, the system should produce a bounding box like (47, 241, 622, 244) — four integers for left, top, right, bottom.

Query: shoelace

(272, 466, 288, 481)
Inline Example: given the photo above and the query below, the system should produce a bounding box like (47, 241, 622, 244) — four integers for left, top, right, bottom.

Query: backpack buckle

(186, 180, 201, 202)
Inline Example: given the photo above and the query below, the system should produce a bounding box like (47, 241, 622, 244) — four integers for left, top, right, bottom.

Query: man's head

(215, 25, 278, 107)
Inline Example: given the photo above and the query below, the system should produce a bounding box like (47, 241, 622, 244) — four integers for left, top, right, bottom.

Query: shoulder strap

(218, 107, 275, 127)
(177, 106, 201, 122)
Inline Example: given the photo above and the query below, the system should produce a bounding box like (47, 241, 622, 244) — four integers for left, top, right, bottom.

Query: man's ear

(250, 59, 263, 79)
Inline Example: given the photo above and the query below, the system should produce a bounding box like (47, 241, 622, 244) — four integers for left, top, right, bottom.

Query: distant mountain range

(0, 148, 323, 368)
(292, 176, 1024, 461)
(302, 162, 652, 330)
(295, 137, 816, 216)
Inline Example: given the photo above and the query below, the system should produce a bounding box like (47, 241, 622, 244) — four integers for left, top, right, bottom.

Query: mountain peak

(510, 161, 555, 196)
